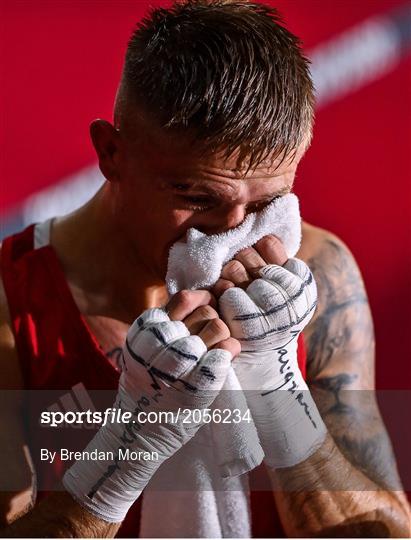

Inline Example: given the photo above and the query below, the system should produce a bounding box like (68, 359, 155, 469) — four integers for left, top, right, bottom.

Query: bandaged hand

(64, 292, 238, 522)
(214, 236, 327, 469)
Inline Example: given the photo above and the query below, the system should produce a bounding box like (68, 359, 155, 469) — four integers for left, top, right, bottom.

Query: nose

(224, 204, 247, 230)
(198, 204, 247, 235)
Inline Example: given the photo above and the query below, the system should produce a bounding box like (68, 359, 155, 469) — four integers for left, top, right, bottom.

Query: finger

(127, 320, 189, 365)
(258, 264, 304, 298)
(219, 286, 268, 346)
(150, 335, 207, 381)
(246, 277, 301, 325)
(166, 289, 216, 321)
(184, 348, 232, 392)
(221, 259, 250, 287)
(220, 284, 286, 351)
(234, 247, 266, 277)
(183, 304, 218, 335)
(211, 278, 235, 298)
(254, 235, 288, 266)
(128, 308, 170, 343)
(253, 267, 308, 322)
(197, 317, 231, 348)
(211, 337, 241, 358)
(260, 259, 317, 318)
(248, 273, 314, 325)
(284, 258, 312, 281)
(283, 258, 317, 306)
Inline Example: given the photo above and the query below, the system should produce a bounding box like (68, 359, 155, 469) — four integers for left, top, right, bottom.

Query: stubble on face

(113, 105, 309, 276)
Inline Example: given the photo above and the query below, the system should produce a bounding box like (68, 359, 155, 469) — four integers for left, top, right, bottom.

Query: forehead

(123, 106, 307, 182)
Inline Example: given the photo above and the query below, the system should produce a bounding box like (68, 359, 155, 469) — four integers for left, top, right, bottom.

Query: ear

(89, 119, 122, 182)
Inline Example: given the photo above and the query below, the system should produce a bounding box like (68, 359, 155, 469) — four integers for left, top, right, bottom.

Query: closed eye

(246, 194, 283, 213)
(178, 195, 216, 211)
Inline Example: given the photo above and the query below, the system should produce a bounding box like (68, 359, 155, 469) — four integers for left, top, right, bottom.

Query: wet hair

(120, 0, 314, 170)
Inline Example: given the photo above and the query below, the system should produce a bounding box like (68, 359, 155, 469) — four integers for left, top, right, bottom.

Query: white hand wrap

(219, 258, 327, 469)
(63, 308, 232, 522)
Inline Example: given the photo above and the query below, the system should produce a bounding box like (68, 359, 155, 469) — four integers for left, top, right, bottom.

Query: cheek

(170, 209, 196, 228)
(119, 180, 197, 236)
(141, 206, 197, 242)
(153, 209, 199, 244)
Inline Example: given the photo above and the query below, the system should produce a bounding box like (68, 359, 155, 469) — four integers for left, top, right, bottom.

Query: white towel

(166, 193, 301, 294)
(141, 193, 302, 537)
(140, 425, 252, 538)
(166, 193, 302, 477)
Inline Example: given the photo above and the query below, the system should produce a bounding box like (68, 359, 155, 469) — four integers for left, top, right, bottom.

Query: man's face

(103, 112, 307, 279)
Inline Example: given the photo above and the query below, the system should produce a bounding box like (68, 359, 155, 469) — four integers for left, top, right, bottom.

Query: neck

(51, 184, 168, 321)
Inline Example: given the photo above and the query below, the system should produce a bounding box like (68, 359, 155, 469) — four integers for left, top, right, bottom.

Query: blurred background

(1, 0, 411, 483)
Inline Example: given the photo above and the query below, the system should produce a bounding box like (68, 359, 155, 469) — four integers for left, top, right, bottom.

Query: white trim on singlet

(33, 218, 53, 249)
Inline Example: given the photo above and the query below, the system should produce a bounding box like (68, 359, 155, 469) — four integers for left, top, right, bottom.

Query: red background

(1, 0, 410, 395)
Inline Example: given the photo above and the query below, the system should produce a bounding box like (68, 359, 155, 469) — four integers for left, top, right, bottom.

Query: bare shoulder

(298, 220, 364, 291)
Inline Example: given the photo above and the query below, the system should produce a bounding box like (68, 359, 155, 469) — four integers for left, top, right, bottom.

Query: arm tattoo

(311, 374, 399, 489)
(305, 237, 403, 491)
(312, 373, 358, 415)
(305, 239, 372, 379)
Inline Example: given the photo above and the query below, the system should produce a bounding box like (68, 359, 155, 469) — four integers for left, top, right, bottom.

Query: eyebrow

(254, 185, 292, 201)
(171, 182, 292, 201)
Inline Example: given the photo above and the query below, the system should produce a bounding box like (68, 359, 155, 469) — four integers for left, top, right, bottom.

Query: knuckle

(225, 260, 245, 275)
(290, 258, 310, 276)
(197, 304, 217, 319)
(260, 235, 282, 252)
(238, 248, 262, 267)
(217, 337, 241, 357)
(212, 281, 225, 296)
(238, 247, 253, 258)
(175, 289, 193, 308)
(220, 282, 234, 295)
(209, 318, 230, 338)
(266, 234, 281, 246)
